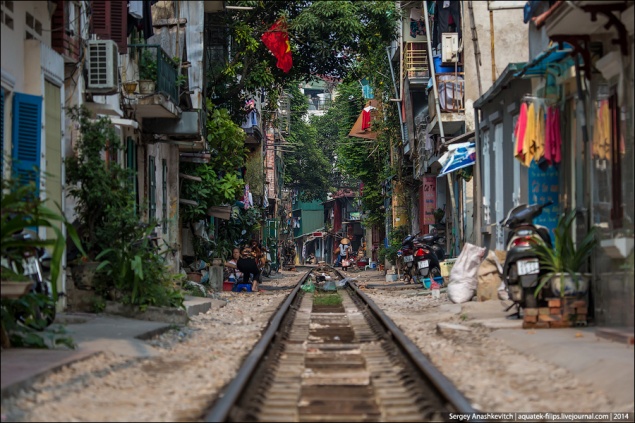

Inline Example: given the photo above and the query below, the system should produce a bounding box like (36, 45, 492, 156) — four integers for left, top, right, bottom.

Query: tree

(282, 82, 330, 202)
(206, 1, 398, 122)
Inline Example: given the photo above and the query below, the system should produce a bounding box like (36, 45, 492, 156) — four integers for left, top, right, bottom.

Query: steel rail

(348, 280, 478, 415)
(204, 269, 311, 422)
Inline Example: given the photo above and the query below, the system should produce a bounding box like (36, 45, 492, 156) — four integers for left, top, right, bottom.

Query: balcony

(427, 73, 465, 136)
(405, 41, 430, 87)
(125, 44, 181, 119)
(242, 108, 263, 145)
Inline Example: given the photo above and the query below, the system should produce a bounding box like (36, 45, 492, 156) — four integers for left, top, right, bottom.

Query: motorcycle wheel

(262, 263, 271, 278)
(430, 267, 441, 279)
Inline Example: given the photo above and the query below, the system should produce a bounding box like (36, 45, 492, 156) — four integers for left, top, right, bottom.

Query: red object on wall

(419, 177, 437, 233)
(91, 1, 128, 53)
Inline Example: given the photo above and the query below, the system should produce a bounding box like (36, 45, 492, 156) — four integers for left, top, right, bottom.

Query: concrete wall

(462, 2, 528, 132)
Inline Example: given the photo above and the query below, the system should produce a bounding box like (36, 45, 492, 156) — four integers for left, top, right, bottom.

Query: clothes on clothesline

(514, 100, 561, 168)
(592, 99, 611, 161)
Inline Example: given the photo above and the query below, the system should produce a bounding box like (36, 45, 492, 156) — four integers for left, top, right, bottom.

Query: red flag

(261, 18, 292, 73)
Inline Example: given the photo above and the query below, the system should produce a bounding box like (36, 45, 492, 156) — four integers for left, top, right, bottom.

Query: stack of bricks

(522, 296, 588, 329)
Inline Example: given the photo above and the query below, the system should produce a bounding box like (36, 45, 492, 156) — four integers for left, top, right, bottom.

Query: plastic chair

(364, 261, 377, 271)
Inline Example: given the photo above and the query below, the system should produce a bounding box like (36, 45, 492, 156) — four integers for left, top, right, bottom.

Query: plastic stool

(232, 283, 252, 293)
(364, 262, 377, 271)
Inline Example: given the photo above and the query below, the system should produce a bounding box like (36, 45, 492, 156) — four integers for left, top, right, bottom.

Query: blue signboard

(528, 162, 559, 243)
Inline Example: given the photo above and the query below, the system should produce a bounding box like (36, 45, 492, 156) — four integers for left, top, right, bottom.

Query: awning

(437, 142, 475, 178)
(514, 43, 574, 78)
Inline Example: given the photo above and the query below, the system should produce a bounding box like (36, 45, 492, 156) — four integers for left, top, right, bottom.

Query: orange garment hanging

(592, 100, 611, 160)
(522, 103, 536, 167)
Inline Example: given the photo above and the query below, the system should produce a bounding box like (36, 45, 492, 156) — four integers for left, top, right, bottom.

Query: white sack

(447, 243, 486, 303)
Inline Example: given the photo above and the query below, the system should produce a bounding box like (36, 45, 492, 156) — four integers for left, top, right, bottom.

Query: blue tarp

(437, 143, 476, 178)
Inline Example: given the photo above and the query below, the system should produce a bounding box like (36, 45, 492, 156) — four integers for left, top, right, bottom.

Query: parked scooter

(501, 201, 554, 310)
(419, 230, 446, 262)
(413, 235, 442, 279)
(2, 231, 56, 329)
(397, 234, 417, 283)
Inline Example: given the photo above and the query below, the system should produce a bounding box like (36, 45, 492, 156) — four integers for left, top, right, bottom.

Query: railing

(434, 72, 465, 112)
(129, 44, 179, 102)
(405, 41, 429, 79)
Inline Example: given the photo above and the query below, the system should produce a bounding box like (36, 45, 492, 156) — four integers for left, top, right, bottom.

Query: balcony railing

(434, 72, 464, 112)
(129, 44, 179, 102)
(405, 41, 429, 79)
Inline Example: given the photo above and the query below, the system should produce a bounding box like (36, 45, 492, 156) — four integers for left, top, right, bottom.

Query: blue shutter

(12, 93, 43, 193)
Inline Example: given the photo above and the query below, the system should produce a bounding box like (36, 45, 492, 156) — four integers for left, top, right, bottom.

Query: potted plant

(65, 106, 140, 289)
(433, 208, 445, 224)
(530, 209, 598, 298)
(138, 49, 157, 94)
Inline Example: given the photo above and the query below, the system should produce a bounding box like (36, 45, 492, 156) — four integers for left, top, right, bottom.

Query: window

(482, 129, 491, 225)
(25, 11, 42, 40)
(162, 159, 167, 234)
(91, 1, 127, 53)
(1, 0, 14, 29)
(12, 93, 43, 193)
(148, 156, 156, 222)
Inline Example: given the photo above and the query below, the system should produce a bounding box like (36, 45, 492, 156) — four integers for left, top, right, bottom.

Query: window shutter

(51, 1, 66, 53)
(12, 93, 42, 193)
(91, 1, 127, 53)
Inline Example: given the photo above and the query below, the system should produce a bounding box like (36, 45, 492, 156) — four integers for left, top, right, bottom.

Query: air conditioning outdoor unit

(86, 40, 119, 93)
(441, 32, 459, 63)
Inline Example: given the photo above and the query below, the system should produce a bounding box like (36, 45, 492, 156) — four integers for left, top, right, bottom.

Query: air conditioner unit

(86, 40, 119, 93)
(441, 33, 459, 63)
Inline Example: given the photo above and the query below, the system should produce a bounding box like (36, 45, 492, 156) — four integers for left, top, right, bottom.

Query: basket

(440, 258, 456, 278)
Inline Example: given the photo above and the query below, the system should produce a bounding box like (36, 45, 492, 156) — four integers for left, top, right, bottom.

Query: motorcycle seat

(420, 234, 437, 243)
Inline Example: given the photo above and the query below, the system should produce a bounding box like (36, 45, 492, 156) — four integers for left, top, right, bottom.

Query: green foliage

(282, 82, 330, 202)
(378, 226, 409, 265)
(139, 49, 158, 82)
(313, 292, 342, 306)
(1, 294, 75, 349)
(531, 209, 598, 297)
(180, 101, 247, 223)
(95, 224, 184, 309)
(204, 1, 397, 121)
(65, 106, 140, 260)
(1, 176, 85, 289)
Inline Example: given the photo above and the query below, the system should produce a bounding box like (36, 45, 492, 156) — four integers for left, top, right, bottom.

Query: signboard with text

(423, 177, 437, 226)
(528, 162, 559, 243)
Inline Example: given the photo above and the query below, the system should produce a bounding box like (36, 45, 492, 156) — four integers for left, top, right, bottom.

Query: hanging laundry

(544, 106, 562, 166)
(514, 102, 529, 165)
(533, 105, 546, 164)
(243, 184, 252, 209)
(361, 105, 376, 131)
(592, 100, 611, 160)
(129, 1, 143, 19)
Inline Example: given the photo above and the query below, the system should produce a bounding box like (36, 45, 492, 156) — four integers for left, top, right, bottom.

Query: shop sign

(423, 177, 437, 226)
(528, 162, 559, 243)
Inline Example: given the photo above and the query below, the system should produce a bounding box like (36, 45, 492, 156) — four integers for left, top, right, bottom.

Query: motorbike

(2, 231, 56, 329)
(397, 234, 417, 283)
(413, 235, 442, 279)
(419, 230, 446, 262)
(501, 201, 554, 310)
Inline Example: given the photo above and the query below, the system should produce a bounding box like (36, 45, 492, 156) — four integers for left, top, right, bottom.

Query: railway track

(204, 266, 476, 422)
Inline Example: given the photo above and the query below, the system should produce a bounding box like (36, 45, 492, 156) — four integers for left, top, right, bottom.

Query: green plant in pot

(530, 209, 598, 298)
(138, 49, 157, 94)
